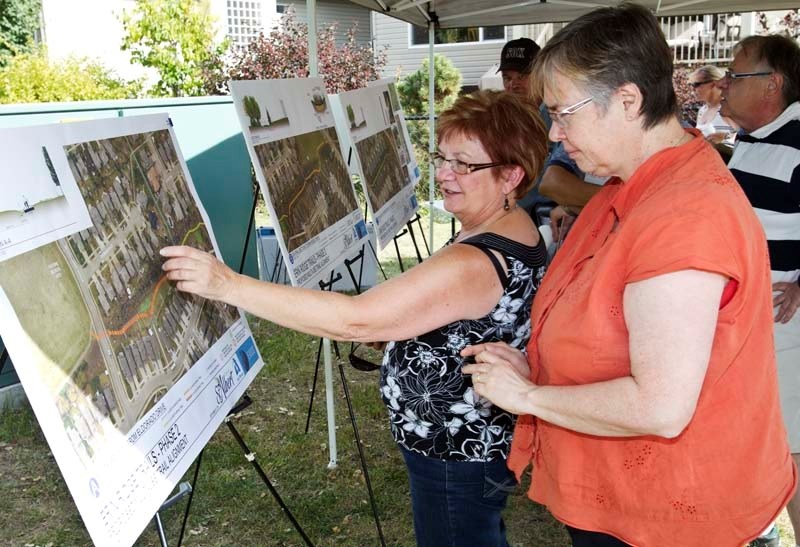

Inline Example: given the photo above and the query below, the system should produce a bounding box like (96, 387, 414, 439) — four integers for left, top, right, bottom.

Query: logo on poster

(214, 370, 237, 404)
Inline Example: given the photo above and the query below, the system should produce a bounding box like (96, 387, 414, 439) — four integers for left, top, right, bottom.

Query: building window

(409, 25, 506, 46)
(227, 0, 264, 49)
(276, 3, 287, 14)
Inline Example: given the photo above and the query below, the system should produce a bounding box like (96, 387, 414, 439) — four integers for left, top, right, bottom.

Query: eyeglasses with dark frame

(547, 97, 594, 128)
(724, 70, 774, 81)
(690, 80, 715, 89)
(431, 153, 504, 175)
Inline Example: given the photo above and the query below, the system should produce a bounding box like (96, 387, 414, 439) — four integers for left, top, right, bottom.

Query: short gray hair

(533, 3, 677, 130)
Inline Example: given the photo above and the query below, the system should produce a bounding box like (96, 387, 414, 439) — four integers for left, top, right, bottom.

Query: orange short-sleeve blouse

(508, 132, 796, 546)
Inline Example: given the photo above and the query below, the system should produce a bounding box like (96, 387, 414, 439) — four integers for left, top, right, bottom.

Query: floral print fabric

(379, 232, 546, 461)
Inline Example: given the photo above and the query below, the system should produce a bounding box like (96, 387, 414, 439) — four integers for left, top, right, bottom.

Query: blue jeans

(400, 446, 517, 547)
(566, 526, 631, 546)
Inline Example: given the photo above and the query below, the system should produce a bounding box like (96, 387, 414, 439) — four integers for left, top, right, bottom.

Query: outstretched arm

(463, 269, 725, 438)
(161, 244, 505, 343)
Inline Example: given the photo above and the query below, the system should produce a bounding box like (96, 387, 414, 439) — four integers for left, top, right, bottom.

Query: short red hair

(437, 90, 548, 198)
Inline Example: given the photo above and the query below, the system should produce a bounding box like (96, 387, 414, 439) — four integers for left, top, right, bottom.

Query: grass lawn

(1, 211, 796, 547)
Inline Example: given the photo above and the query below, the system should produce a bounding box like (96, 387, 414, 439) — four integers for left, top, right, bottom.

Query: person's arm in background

(538, 143, 602, 208)
(540, 165, 602, 206)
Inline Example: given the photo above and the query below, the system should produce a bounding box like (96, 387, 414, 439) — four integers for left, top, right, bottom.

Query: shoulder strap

(460, 232, 547, 269)
(461, 241, 509, 288)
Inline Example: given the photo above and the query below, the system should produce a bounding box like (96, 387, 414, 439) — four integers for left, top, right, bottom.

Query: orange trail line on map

(277, 140, 329, 224)
(90, 222, 205, 340)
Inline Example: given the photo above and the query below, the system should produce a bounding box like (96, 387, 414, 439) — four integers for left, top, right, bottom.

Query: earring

(503, 195, 510, 211)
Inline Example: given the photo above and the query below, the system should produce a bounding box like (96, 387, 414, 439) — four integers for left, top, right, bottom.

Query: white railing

(520, 12, 749, 66)
(659, 12, 745, 65)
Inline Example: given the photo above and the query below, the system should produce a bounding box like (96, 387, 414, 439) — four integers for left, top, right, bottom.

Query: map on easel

(0, 114, 264, 547)
(230, 78, 367, 288)
(332, 78, 420, 249)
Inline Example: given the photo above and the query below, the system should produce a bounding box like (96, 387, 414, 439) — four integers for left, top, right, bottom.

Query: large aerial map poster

(229, 78, 367, 288)
(0, 114, 264, 547)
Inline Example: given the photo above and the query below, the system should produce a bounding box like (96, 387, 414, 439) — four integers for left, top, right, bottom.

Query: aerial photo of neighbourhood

(0, 129, 239, 465)
(356, 127, 410, 213)
(253, 127, 358, 251)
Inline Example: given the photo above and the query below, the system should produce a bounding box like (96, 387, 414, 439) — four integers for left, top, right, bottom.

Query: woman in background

(689, 64, 737, 143)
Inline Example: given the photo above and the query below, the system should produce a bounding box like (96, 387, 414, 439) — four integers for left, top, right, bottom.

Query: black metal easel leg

(405, 219, 424, 264)
(304, 337, 325, 434)
(367, 240, 388, 281)
(336, 362, 387, 547)
(238, 192, 259, 275)
(413, 214, 431, 257)
(225, 417, 315, 547)
(304, 271, 341, 433)
(0, 348, 8, 376)
(393, 229, 407, 273)
(175, 449, 204, 547)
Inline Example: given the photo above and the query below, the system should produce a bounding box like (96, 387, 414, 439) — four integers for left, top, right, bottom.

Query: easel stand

(391, 214, 431, 273)
(162, 396, 315, 547)
(154, 482, 192, 547)
(304, 268, 387, 547)
(224, 395, 315, 547)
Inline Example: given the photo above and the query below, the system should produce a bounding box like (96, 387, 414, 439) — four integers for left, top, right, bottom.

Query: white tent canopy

(346, 0, 800, 27)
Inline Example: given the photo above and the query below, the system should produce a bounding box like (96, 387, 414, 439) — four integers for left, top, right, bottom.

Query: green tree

(225, 8, 387, 94)
(243, 95, 261, 127)
(121, 0, 228, 97)
(0, 49, 141, 103)
(397, 54, 462, 202)
(397, 54, 462, 117)
(0, 0, 42, 65)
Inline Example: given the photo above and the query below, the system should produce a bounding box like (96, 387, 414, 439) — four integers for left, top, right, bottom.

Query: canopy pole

(428, 18, 436, 249)
(308, 0, 318, 77)
(307, 0, 336, 468)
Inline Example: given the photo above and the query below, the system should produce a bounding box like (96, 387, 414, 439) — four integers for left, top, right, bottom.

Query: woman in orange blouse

(463, 5, 796, 546)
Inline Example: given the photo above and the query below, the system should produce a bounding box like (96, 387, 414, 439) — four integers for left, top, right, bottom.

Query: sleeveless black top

(379, 232, 547, 461)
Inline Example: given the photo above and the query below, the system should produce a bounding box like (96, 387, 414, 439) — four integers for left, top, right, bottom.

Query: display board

(229, 78, 367, 288)
(0, 114, 264, 547)
(332, 79, 420, 249)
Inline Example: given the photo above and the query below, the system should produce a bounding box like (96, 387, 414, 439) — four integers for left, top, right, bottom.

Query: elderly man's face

(718, 49, 774, 133)
(502, 70, 532, 97)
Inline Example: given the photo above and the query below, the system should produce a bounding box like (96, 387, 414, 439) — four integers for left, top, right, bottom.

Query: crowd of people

(162, 4, 800, 546)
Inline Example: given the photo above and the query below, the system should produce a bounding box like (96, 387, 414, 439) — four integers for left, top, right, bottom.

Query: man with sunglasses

(720, 34, 800, 547)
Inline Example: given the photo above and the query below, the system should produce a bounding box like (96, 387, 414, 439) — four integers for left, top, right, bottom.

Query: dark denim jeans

(566, 526, 632, 547)
(400, 446, 517, 547)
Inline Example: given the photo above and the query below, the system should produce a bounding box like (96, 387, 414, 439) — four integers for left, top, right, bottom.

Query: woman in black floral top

(162, 90, 549, 547)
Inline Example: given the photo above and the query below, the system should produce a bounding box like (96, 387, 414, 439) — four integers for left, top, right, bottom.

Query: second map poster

(229, 78, 367, 288)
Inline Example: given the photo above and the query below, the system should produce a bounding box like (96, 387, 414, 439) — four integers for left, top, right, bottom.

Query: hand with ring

(461, 342, 538, 415)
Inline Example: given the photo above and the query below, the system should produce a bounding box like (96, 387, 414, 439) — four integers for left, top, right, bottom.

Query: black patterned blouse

(379, 232, 547, 461)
